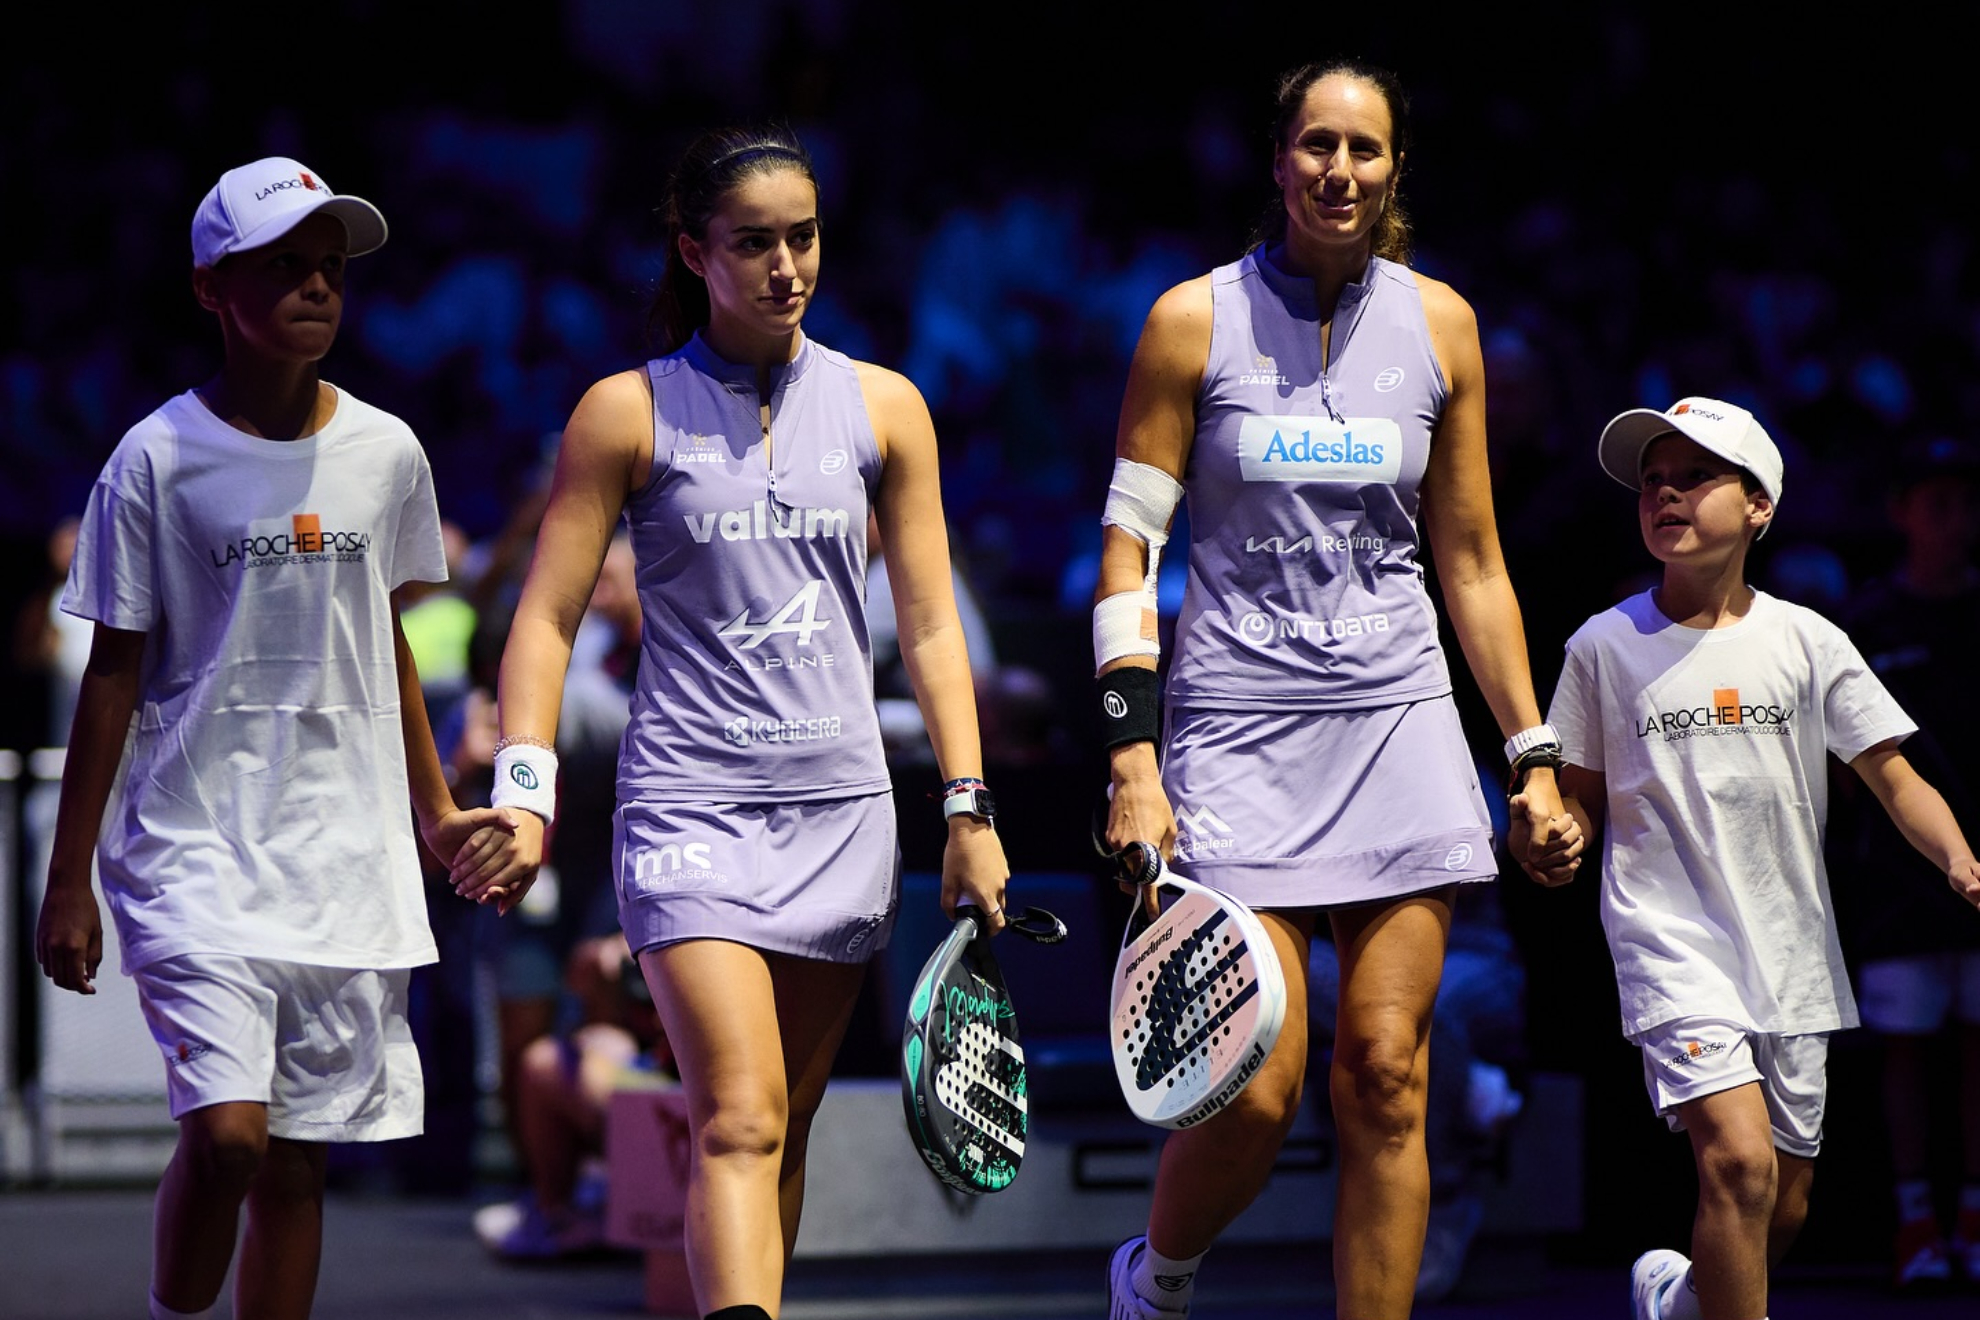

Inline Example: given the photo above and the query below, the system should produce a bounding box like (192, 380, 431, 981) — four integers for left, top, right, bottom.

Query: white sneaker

(1108, 1236, 1188, 1318)
(1630, 1248, 1689, 1320)
(472, 1195, 606, 1261)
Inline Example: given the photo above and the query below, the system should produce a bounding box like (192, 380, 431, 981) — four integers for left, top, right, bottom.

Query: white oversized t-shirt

(1550, 590, 1914, 1037)
(63, 387, 447, 973)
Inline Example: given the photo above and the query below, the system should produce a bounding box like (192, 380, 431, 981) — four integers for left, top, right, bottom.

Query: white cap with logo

(190, 157, 388, 268)
(1598, 395, 1784, 509)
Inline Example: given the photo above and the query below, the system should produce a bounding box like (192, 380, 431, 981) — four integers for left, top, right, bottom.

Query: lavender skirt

(614, 792, 900, 963)
(1160, 696, 1496, 910)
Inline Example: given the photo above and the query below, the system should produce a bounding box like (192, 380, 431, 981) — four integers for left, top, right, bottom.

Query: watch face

(945, 787, 995, 820)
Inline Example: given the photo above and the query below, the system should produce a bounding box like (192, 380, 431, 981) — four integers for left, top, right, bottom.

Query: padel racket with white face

(1104, 840, 1287, 1129)
(900, 905, 1065, 1194)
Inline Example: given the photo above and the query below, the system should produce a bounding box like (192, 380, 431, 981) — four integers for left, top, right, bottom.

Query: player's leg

(137, 955, 290, 1317)
(1107, 908, 1314, 1316)
(1678, 1081, 1777, 1320)
(1770, 1150, 1815, 1266)
(232, 1136, 328, 1320)
(639, 939, 794, 1315)
(151, 1100, 269, 1314)
(767, 952, 870, 1258)
(1327, 887, 1453, 1320)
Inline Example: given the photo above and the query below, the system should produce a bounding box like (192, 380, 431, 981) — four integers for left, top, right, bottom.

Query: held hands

(35, 873, 104, 995)
(1510, 772, 1584, 887)
(943, 817, 1010, 934)
(430, 806, 540, 916)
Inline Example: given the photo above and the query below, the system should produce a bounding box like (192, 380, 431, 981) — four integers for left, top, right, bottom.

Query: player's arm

(469, 369, 647, 910)
(1098, 278, 1209, 870)
(864, 361, 1010, 927)
(1850, 739, 1980, 907)
(1513, 762, 1601, 887)
(393, 597, 518, 888)
(1416, 276, 1571, 846)
(35, 623, 145, 994)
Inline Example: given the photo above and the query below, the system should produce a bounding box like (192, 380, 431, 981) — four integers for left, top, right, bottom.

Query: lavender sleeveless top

(1165, 250, 1453, 711)
(617, 334, 890, 802)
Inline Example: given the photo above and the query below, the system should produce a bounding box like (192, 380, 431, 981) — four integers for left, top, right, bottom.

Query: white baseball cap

(190, 157, 388, 268)
(1598, 396, 1784, 509)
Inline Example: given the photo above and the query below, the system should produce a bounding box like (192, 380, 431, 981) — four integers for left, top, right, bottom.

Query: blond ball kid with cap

(1515, 397, 1980, 1320)
(33, 156, 522, 1320)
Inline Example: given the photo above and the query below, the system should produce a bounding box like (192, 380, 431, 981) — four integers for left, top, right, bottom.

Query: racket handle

(1109, 841, 1162, 888)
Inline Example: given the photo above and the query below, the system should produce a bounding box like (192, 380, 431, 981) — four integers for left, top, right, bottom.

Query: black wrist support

(1097, 666, 1161, 750)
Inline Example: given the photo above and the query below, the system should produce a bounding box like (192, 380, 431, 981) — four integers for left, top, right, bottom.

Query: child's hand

(1951, 857, 1980, 908)
(450, 810, 545, 915)
(35, 876, 104, 995)
(1511, 792, 1584, 887)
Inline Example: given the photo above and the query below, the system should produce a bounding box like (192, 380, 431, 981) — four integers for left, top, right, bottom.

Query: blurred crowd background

(4, 0, 1977, 1285)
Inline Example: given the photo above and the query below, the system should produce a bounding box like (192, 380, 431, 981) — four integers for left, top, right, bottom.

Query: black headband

(698, 142, 806, 184)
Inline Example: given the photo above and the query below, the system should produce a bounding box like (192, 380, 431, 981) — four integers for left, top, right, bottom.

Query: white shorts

(1630, 1017, 1829, 1158)
(1857, 951, 1980, 1034)
(134, 953, 423, 1142)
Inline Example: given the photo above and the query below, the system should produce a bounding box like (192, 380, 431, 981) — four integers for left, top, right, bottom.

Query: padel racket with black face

(1102, 839, 1287, 1130)
(900, 904, 1066, 1194)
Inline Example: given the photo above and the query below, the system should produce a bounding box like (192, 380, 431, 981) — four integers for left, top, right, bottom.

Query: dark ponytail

(1249, 59, 1413, 265)
(646, 126, 819, 354)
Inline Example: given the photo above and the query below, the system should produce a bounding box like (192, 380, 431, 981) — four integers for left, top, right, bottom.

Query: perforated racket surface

(1106, 841, 1286, 1129)
(900, 906, 1064, 1193)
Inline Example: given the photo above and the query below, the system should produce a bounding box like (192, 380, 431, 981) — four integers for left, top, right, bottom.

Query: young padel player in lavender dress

(469, 127, 1009, 1320)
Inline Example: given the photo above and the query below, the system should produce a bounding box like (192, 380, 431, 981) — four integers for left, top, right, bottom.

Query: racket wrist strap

(1098, 666, 1161, 750)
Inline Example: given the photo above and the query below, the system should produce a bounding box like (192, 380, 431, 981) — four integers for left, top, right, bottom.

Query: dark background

(4, 0, 1975, 1269)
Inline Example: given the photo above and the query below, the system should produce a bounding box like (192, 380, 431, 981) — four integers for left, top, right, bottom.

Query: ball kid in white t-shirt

(32, 157, 521, 1320)
(1515, 397, 1980, 1320)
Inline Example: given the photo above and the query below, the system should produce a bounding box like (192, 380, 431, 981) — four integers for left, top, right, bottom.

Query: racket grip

(1110, 841, 1162, 887)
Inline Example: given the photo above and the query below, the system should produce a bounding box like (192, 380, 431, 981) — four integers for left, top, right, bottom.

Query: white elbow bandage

(491, 745, 559, 825)
(1093, 589, 1161, 673)
(1097, 460, 1183, 674)
(1102, 459, 1183, 587)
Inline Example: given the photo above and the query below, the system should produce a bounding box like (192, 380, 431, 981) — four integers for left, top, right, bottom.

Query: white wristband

(1093, 589, 1160, 674)
(492, 745, 558, 824)
(1502, 723, 1562, 766)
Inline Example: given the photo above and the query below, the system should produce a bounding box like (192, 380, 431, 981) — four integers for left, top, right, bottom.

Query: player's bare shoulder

(571, 367, 654, 432)
(853, 359, 935, 463)
(1409, 270, 1479, 343)
(852, 358, 927, 417)
(560, 367, 656, 487)
(1128, 273, 1215, 396)
(1142, 274, 1214, 352)
(1408, 270, 1482, 390)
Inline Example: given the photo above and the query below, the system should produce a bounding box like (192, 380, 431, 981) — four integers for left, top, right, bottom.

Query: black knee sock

(703, 1308, 772, 1320)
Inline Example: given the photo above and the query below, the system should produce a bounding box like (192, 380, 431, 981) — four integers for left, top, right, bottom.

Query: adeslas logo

(1237, 415, 1403, 485)
(1258, 429, 1385, 467)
